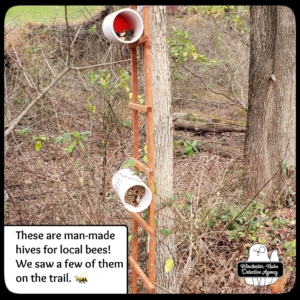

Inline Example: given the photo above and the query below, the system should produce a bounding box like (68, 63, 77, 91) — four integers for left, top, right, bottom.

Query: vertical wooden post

(130, 37, 139, 296)
(127, 5, 155, 294)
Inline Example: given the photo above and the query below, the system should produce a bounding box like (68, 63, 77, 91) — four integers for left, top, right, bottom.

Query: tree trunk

(244, 6, 296, 203)
(149, 6, 179, 293)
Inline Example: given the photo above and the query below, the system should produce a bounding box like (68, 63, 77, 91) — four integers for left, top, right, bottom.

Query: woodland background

(4, 6, 295, 293)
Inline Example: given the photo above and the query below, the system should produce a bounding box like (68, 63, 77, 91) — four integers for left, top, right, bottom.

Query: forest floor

(4, 101, 296, 294)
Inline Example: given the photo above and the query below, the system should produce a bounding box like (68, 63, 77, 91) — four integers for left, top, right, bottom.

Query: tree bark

(149, 6, 179, 293)
(244, 6, 296, 202)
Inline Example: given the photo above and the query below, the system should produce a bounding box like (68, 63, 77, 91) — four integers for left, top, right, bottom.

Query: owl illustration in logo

(245, 244, 279, 286)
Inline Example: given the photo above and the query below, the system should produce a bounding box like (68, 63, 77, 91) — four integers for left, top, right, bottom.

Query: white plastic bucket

(112, 168, 152, 212)
(102, 8, 144, 44)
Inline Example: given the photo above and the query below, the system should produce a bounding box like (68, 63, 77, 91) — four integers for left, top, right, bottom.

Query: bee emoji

(75, 272, 88, 284)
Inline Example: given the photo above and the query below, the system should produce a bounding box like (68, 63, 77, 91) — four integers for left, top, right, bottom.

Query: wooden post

(127, 5, 156, 294)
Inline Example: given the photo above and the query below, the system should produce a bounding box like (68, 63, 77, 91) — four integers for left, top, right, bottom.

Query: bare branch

(41, 46, 56, 76)
(71, 59, 132, 70)
(64, 6, 71, 67)
(11, 44, 35, 89)
(200, 14, 250, 48)
(183, 64, 246, 108)
(70, 23, 83, 49)
(5, 67, 71, 138)
(4, 55, 135, 138)
(4, 11, 23, 29)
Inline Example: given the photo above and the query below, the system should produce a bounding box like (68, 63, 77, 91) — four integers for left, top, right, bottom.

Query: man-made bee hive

(112, 168, 151, 212)
(124, 185, 145, 207)
(102, 8, 144, 44)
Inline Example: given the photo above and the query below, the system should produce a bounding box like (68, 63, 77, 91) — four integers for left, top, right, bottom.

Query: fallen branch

(172, 112, 246, 134)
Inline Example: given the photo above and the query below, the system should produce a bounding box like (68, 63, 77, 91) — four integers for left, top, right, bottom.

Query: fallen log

(172, 112, 246, 133)
(173, 133, 243, 159)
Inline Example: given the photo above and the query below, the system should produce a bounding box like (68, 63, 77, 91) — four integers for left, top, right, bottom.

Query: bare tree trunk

(148, 6, 179, 293)
(244, 6, 296, 203)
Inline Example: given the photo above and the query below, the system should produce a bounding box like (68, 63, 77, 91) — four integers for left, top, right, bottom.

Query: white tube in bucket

(102, 8, 144, 44)
(112, 168, 152, 212)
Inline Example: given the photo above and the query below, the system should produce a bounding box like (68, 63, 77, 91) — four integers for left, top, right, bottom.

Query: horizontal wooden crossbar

(129, 256, 155, 293)
(130, 212, 155, 236)
(130, 157, 153, 176)
(128, 102, 152, 112)
(127, 36, 149, 49)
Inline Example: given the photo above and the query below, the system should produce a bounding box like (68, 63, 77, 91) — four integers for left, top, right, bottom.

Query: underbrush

(126, 153, 296, 293)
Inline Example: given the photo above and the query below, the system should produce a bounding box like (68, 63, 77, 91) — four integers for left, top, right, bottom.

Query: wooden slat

(130, 212, 155, 236)
(127, 36, 149, 49)
(129, 256, 155, 293)
(130, 157, 153, 175)
(128, 102, 152, 112)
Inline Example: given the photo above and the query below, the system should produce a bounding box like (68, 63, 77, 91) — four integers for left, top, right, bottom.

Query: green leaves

(173, 140, 183, 147)
(62, 132, 71, 142)
(123, 120, 132, 128)
(183, 140, 199, 157)
(87, 24, 96, 33)
(138, 94, 144, 104)
(54, 131, 91, 153)
(142, 145, 148, 163)
(115, 68, 131, 93)
(33, 135, 48, 151)
(168, 27, 217, 80)
(72, 131, 80, 138)
(280, 160, 288, 174)
(174, 140, 199, 157)
(164, 258, 174, 273)
(128, 233, 135, 243)
(87, 104, 96, 113)
(64, 140, 77, 153)
(123, 159, 134, 169)
(16, 127, 30, 135)
(81, 131, 91, 136)
(35, 141, 42, 151)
